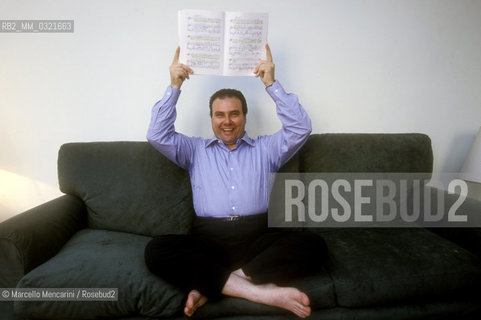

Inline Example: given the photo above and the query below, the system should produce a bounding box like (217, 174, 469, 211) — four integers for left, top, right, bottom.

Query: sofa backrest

(58, 142, 194, 237)
(297, 133, 433, 173)
(271, 133, 434, 228)
(57, 134, 433, 236)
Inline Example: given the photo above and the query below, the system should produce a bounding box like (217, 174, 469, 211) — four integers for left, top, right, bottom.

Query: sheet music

(178, 10, 268, 76)
(224, 12, 268, 76)
(178, 10, 224, 75)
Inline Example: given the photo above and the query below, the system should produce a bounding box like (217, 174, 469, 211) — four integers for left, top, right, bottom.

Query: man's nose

(224, 116, 232, 124)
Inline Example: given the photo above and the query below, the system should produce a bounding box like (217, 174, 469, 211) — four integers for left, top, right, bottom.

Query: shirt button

(231, 186, 235, 189)
(232, 206, 236, 211)
(230, 167, 234, 171)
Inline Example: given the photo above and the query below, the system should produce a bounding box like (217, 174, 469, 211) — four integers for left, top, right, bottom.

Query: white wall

(1, 0, 480, 222)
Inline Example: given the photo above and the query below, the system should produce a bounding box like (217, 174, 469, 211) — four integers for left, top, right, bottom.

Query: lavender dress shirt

(147, 81, 311, 218)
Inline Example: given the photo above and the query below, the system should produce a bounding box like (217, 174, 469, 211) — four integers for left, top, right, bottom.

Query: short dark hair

(209, 89, 248, 117)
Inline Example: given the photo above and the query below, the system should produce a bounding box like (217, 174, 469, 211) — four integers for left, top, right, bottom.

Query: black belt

(196, 213, 267, 222)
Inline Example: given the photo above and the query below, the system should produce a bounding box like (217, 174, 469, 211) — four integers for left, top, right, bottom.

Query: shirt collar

(205, 132, 255, 148)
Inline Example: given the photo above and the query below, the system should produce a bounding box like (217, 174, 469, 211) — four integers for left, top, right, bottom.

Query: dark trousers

(144, 213, 327, 300)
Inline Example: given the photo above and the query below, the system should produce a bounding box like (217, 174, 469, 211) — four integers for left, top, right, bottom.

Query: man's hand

(170, 47, 193, 89)
(254, 44, 275, 87)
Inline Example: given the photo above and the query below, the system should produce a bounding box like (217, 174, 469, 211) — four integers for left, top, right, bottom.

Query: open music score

(178, 9, 268, 76)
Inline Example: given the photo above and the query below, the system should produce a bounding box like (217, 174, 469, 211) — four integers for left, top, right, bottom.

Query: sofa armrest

(426, 187, 481, 259)
(0, 195, 87, 287)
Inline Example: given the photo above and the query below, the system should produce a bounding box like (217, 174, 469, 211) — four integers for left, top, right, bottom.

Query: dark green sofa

(1, 134, 481, 319)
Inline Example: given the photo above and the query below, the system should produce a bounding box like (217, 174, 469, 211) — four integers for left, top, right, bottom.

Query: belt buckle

(229, 215, 240, 221)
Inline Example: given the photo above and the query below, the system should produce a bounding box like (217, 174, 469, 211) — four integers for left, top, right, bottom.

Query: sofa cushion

(15, 229, 184, 319)
(318, 228, 481, 307)
(58, 142, 195, 236)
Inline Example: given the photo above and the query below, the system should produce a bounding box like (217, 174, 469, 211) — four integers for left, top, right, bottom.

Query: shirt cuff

(159, 85, 181, 105)
(265, 81, 287, 102)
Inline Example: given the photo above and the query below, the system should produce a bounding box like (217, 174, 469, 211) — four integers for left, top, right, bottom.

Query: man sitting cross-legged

(145, 44, 327, 318)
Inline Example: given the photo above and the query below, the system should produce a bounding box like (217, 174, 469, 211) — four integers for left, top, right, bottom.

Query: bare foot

(222, 272, 311, 318)
(260, 285, 311, 318)
(184, 289, 208, 317)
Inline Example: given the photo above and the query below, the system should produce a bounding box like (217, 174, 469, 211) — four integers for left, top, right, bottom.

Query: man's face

(211, 97, 246, 149)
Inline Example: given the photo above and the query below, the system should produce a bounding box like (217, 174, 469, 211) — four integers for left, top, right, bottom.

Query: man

(145, 45, 326, 318)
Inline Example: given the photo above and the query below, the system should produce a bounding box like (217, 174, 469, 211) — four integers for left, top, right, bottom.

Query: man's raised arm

(146, 47, 194, 169)
(254, 44, 312, 169)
